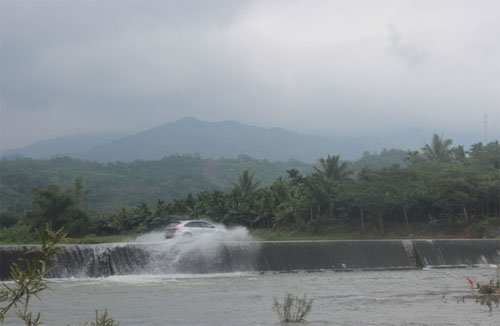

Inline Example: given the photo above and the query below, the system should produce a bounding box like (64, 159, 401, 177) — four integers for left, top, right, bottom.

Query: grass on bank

(249, 228, 367, 241)
(249, 221, 488, 241)
(1, 220, 499, 244)
(65, 234, 136, 244)
(0, 226, 135, 245)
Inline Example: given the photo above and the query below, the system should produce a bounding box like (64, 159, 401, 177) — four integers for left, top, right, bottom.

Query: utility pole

(483, 114, 488, 142)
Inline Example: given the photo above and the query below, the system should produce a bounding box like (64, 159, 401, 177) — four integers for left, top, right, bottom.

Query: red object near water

(466, 277, 475, 289)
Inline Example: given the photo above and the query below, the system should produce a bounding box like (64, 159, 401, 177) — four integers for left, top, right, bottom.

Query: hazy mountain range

(0, 117, 485, 163)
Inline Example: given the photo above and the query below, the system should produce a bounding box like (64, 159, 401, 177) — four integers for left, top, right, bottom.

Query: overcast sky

(1, 0, 499, 150)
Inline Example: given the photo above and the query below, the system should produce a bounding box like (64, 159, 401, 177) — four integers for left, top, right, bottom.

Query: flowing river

(2, 230, 499, 325)
(3, 267, 499, 325)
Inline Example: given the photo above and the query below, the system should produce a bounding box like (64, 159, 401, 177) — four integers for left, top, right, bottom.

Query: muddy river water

(3, 267, 499, 325)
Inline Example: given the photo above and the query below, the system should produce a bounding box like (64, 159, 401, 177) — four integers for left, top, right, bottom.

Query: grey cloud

(0, 0, 251, 110)
(388, 24, 427, 67)
(0, 0, 499, 150)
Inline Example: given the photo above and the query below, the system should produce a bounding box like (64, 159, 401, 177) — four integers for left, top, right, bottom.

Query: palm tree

(406, 150, 423, 165)
(311, 155, 351, 220)
(313, 155, 351, 181)
(233, 170, 261, 197)
(109, 208, 130, 233)
(422, 134, 453, 162)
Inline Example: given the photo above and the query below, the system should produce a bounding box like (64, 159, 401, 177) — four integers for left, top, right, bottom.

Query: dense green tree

(451, 145, 466, 163)
(352, 149, 409, 171)
(0, 210, 18, 228)
(109, 208, 131, 233)
(406, 150, 423, 165)
(355, 169, 392, 234)
(131, 203, 152, 232)
(27, 183, 89, 237)
(267, 178, 296, 227)
(468, 141, 500, 169)
(310, 155, 352, 220)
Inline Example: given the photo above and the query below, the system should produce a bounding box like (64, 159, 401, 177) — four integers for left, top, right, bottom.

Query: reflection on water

(4, 268, 499, 325)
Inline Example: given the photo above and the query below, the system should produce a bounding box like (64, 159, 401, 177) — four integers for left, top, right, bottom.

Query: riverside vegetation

(0, 135, 499, 243)
(0, 224, 119, 325)
(273, 293, 313, 323)
(457, 265, 500, 312)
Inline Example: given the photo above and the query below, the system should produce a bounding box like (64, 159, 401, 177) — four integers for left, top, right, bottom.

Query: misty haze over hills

(0, 117, 489, 163)
(0, 133, 128, 160)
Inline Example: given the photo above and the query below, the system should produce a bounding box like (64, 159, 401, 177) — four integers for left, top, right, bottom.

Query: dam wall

(256, 240, 417, 271)
(413, 240, 500, 267)
(1, 239, 499, 280)
(0, 241, 261, 279)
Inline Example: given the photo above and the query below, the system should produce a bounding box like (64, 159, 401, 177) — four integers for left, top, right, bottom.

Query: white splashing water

(134, 223, 253, 243)
(134, 231, 166, 243)
(131, 224, 258, 275)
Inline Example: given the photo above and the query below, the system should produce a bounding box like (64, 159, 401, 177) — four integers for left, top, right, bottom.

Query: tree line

(181, 135, 499, 236)
(0, 154, 312, 214)
(1, 135, 498, 240)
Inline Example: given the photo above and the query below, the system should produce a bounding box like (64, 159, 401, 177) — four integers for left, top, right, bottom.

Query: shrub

(0, 225, 120, 325)
(0, 225, 38, 244)
(81, 309, 120, 326)
(473, 217, 500, 238)
(273, 293, 313, 323)
(0, 210, 18, 228)
(0, 225, 67, 324)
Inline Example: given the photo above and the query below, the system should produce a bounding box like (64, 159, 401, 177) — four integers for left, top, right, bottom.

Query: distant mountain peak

(177, 116, 201, 123)
(2, 118, 440, 163)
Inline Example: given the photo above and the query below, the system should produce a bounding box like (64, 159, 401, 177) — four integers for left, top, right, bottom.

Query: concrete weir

(1, 239, 499, 280)
(257, 240, 417, 271)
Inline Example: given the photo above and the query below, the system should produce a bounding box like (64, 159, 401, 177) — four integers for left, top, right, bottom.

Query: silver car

(164, 220, 218, 239)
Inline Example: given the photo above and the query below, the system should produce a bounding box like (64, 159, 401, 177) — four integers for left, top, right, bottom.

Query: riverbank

(1, 222, 498, 245)
(1, 229, 497, 245)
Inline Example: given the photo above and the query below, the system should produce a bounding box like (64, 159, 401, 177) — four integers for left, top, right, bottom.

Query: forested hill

(0, 149, 412, 215)
(0, 155, 312, 213)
